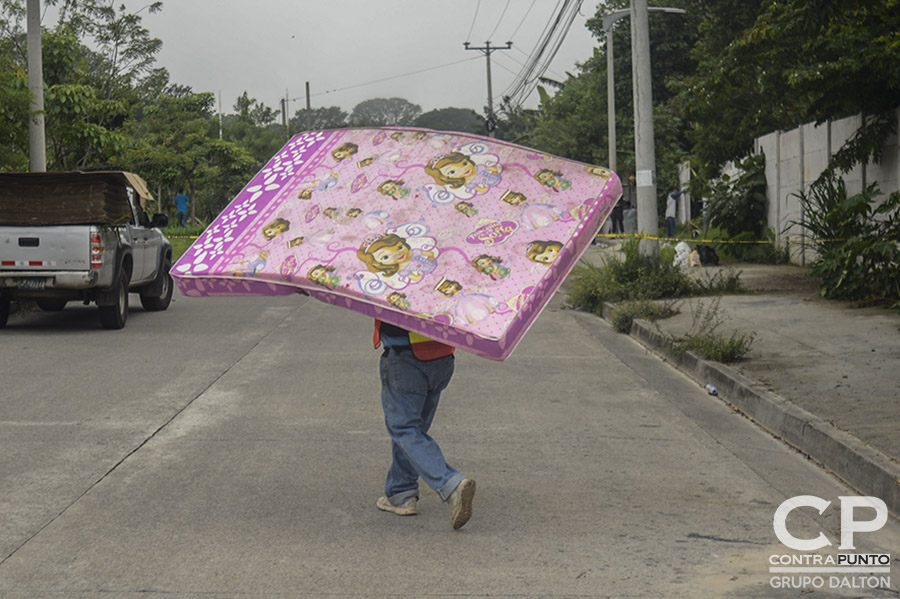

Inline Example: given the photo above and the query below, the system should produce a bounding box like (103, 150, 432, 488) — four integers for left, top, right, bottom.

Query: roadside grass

(608, 299, 680, 333)
(667, 298, 756, 363)
(567, 239, 755, 362)
(163, 225, 205, 262)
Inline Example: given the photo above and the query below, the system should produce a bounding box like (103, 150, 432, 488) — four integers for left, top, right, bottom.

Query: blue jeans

(379, 348, 465, 504)
(666, 217, 677, 238)
(177, 211, 188, 227)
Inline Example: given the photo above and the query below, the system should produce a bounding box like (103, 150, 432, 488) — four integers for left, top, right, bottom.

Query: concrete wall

(753, 108, 900, 264)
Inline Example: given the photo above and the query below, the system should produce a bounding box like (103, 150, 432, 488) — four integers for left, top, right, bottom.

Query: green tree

(122, 90, 254, 220)
(413, 107, 484, 134)
(0, 31, 29, 171)
(677, 0, 900, 174)
(505, 0, 696, 210)
(290, 106, 348, 131)
(0, 0, 163, 170)
(234, 91, 278, 126)
(350, 97, 421, 127)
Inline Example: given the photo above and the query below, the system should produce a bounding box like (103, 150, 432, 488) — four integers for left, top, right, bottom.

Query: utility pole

(26, 0, 46, 172)
(464, 41, 512, 137)
(631, 0, 658, 260)
(280, 89, 289, 139)
(305, 81, 311, 131)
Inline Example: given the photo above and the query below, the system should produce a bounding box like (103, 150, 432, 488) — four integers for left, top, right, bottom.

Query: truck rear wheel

(99, 268, 130, 329)
(140, 257, 173, 311)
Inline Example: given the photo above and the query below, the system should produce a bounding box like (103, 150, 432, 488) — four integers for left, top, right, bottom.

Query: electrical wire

(506, 0, 539, 41)
(300, 56, 481, 101)
(501, 0, 570, 102)
(465, 0, 481, 42)
(487, 0, 512, 41)
(501, 0, 585, 109)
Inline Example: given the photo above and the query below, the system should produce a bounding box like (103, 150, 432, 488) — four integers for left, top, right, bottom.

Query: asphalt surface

(0, 270, 898, 598)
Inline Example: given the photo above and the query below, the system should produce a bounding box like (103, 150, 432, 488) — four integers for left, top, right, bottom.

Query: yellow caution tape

(594, 233, 847, 244)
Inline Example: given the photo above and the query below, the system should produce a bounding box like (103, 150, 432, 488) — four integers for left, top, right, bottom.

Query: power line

(507, 0, 539, 40)
(501, 0, 584, 109)
(294, 56, 480, 103)
(512, 41, 569, 83)
(487, 0, 512, 41)
(465, 0, 481, 42)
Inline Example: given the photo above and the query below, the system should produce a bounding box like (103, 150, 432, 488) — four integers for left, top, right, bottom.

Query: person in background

(373, 320, 476, 530)
(610, 197, 626, 235)
(174, 189, 191, 227)
(666, 188, 685, 238)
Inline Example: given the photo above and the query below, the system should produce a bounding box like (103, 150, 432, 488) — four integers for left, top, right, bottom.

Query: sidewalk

(581, 240, 900, 517)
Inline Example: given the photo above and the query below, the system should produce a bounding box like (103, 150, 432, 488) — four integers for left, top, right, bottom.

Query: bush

(797, 174, 900, 308)
(566, 238, 741, 314)
(707, 153, 767, 240)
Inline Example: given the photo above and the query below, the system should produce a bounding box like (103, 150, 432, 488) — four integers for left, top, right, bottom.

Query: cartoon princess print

(534, 169, 571, 192)
(323, 207, 340, 219)
(357, 232, 437, 284)
(500, 190, 527, 206)
(425, 151, 502, 194)
(585, 165, 612, 179)
(297, 170, 339, 199)
(425, 142, 503, 203)
(288, 236, 305, 248)
(262, 218, 290, 241)
(455, 201, 477, 217)
(331, 143, 358, 162)
(526, 240, 564, 265)
(377, 179, 411, 200)
(435, 278, 463, 297)
(455, 293, 506, 325)
(307, 264, 341, 289)
(346, 208, 362, 219)
(521, 203, 569, 230)
(231, 250, 267, 277)
(386, 291, 411, 310)
(471, 254, 510, 280)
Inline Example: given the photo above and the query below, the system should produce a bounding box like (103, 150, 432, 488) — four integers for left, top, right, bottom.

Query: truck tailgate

(0, 226, 91, 271)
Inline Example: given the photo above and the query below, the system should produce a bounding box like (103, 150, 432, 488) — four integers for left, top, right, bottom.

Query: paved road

(1, 292, 897, 598)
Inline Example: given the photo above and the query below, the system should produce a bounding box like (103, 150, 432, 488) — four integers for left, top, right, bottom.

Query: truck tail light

(90, 232, 104, 269)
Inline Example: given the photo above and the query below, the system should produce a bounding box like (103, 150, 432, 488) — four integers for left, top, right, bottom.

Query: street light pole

(602, 6, 685, 177)
(464, 41, 512, 137)
(602, 9, 629, 175)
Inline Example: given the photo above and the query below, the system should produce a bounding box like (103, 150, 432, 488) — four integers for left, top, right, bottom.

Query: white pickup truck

(0, 171, 173, 329)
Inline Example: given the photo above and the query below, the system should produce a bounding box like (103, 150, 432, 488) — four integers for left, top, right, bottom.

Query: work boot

(376, 495, 417, 516)
(448, 478, 476, 530)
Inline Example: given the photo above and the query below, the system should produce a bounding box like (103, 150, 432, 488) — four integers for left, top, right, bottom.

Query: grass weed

(668, 298, 755, 363)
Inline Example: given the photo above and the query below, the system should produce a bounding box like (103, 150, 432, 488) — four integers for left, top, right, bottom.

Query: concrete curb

(609, 304, 900, 518)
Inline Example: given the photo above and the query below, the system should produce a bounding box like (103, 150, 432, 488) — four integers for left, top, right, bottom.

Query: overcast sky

(56, 1, 603, 117)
